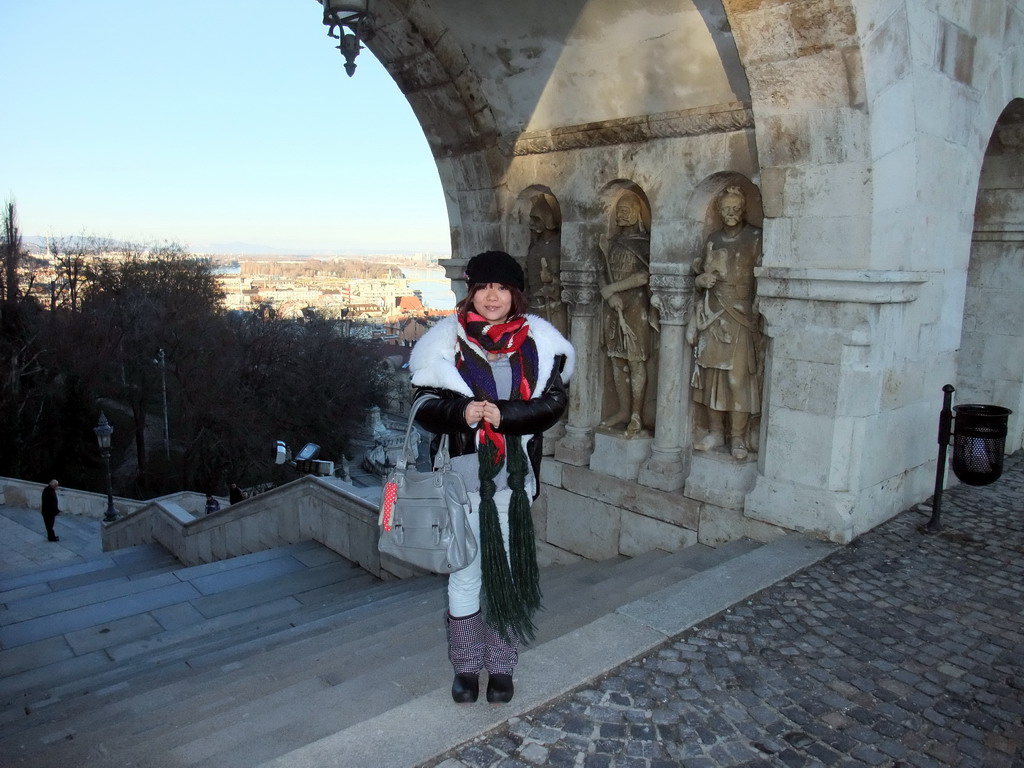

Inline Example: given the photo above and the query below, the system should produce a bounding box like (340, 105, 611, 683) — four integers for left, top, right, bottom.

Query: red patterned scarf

(456, 312, 538, 461)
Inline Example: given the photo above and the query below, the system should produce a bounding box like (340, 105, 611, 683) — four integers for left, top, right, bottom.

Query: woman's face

(471, 282, 513, 324)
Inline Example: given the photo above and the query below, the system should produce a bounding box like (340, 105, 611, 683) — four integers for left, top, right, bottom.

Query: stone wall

(357, 1, 1024, 547)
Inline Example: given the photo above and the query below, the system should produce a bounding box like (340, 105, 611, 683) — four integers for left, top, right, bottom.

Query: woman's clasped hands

(465, 399, 502, 428)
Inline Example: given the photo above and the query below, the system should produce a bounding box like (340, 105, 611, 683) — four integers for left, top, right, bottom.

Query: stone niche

(589, 185, 659, 482)
(537, 172, 775, 560)
(514, 187, 569, 455)
(684, 177, 767, 513)
(443, 102, 768, 561)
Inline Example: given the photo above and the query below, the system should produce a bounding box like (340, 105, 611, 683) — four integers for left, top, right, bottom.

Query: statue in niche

(598, 190, 654, 437)
(525, 195, 567, 337)
(688, 185, 763, 460)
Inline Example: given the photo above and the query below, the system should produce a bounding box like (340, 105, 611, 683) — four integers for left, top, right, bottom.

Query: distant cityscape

(210, 253, 455, 313)
(216, 253, 457, 346)
(23, 239, 458, 347)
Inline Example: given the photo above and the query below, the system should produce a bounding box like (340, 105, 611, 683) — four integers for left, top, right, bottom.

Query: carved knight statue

(525, 195, 567, 337)
(599, 190, 653, 437)
(688, 185, 764, 460)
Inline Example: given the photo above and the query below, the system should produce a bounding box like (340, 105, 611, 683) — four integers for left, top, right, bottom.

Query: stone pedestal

(542, 419, 566, 456)
(638, 447, 690, 492)
(556, 424, 594, 466)
(684, 450, 758, 511)
(589, 431, 653, 481)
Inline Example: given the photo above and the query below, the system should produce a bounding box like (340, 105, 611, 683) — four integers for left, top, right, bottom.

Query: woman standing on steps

(408, 250, 574, 704)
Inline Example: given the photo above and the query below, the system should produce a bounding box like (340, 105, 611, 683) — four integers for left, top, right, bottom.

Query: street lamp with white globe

(93, 413, 117, 522)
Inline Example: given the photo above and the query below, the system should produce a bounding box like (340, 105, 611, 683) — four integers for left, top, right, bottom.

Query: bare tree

(80, 241, 225, 490)
(47, 234, 103, 311)
(0, 200, 46, 476)
(0, 211, 392, 497)
(1, 200, 22, 322)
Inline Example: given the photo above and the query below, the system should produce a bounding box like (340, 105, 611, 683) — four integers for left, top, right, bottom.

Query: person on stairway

(409, 250, 574, 704)
(40, 479, 61, 542)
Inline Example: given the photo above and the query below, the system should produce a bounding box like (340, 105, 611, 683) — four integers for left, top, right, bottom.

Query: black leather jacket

(413, 354, 568, 499)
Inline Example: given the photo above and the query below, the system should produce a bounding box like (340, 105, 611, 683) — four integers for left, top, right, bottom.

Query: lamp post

(93, 412, 117, 522)
(319, 0, 373, 77)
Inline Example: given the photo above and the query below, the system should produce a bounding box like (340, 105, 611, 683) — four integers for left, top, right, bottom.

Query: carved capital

(561, 285, 600, 313)
(559, 268, 599, 313)
(649, 273, 694, 324)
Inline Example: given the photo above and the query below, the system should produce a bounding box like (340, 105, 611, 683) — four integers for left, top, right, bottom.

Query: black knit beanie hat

(464, 250, 525, 291)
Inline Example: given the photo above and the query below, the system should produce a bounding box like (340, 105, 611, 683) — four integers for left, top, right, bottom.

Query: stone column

(440, 257, 470, 304)
(744, 268, 926, 544)
(638, 273, 693, 492)
(555, 269, 601, 466)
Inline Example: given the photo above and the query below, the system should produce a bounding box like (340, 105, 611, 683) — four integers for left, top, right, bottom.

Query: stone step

(0, 546, 387, 705)
(179, 575, 442, 671)
(0, 577, 449, 752)
(158, 549, 720, 705)
(0, 561, 437, 723)
(0, 537, 768, 768)
(2, 559, 183, 625)
(262, 534, 836, 768)
(1, 540, 329, 630)
(108, 568, 386, 661)
(0, 542, 171, 594)
(88, 543, 769, 768)
(535, 539, 762, 641)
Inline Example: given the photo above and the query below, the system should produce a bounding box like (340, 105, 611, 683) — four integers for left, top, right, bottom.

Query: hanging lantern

(319, 0, 373, 77)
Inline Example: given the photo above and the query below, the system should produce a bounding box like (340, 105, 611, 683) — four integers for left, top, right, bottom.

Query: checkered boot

(483, 624, 519, 703)
(446, 611, 485, 703)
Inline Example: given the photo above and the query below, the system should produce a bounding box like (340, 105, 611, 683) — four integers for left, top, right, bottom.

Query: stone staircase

(0, 513, 806, 768)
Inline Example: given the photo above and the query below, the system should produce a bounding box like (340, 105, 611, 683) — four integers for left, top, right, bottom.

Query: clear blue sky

(0, 1, 451, 256)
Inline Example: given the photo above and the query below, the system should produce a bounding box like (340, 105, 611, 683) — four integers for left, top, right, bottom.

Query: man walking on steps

(41, 479, 61, 542)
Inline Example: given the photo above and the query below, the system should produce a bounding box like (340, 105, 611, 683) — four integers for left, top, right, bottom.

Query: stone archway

(959, 99, 1024, 452)
(351, 0, 1021, 549)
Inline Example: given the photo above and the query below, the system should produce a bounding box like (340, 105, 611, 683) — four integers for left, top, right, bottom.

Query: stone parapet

(0, 476, 149, 519)
(100, 476, 387, 577)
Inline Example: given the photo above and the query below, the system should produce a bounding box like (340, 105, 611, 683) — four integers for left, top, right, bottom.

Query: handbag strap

(397, 395, 451, 472)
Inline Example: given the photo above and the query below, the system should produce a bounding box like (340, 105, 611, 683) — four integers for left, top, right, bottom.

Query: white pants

(448, 489, 512, 617)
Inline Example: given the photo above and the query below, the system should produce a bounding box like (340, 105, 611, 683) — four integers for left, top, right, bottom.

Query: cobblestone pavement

(429, 454, 1024, 768)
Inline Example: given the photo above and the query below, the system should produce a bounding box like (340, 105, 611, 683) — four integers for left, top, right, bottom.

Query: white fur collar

(409, 314, 575, 397)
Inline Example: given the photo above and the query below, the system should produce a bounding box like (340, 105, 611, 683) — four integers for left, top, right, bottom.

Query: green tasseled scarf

(477, 436, 542, 644)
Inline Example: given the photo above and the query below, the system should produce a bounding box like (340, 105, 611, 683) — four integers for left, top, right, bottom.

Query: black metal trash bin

(951, 404, 1012, 486)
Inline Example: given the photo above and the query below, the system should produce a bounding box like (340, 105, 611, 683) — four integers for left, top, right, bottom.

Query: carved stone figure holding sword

(598, 190, 654, 436)
(688, 185, 763, 460)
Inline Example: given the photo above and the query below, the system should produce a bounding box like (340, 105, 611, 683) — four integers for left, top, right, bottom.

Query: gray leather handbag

(377, 395, 478, 574)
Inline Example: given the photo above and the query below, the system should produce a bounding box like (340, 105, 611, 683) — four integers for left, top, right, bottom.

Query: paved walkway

(0, 506, 103, 575)
(428, 454, 1024, 768)
(2, 457, 1022, 768)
